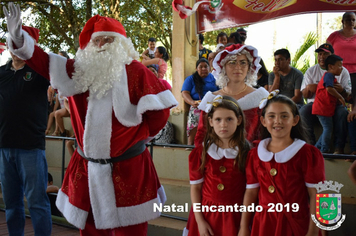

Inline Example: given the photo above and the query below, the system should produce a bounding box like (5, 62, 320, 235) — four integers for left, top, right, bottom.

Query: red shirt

(312, 72, 338, 117)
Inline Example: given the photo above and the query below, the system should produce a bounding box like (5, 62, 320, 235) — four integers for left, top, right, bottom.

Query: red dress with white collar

(246, 139, 325, 236)
(194, 88, 269, 146)
(183, 144, 246, 236)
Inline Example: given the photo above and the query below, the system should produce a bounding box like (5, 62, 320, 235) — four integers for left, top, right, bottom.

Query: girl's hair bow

(204, 95, 223, 113)
(259, 90, 279, 109)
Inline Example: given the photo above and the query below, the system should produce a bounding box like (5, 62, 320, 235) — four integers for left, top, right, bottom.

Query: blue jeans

(300, 103, 348, 149)
(0, 148, 52, 236)
(316, 116, 333, 152)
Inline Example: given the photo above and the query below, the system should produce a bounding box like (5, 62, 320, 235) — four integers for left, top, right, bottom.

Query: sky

(0, 12, 343, 68)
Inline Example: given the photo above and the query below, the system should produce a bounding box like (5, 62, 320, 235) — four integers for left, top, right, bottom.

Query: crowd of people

(186, 16, 356, 157)
(181, 15, 356, 235)
(1, 1, 356, 235)
(183, 43, 325, 235)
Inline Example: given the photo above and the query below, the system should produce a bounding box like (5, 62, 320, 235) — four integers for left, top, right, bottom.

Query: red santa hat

(212, 44, 261, 77)
(79, 15, 127, 49)
(22, 26, 39, 43)
(0, 42, 6, 54)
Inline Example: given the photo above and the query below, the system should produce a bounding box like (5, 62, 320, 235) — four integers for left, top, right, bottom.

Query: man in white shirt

(300, 44, 351, 153)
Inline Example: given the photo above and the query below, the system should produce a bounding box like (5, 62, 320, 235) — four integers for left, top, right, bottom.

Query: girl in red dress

(238, 92, 325, 236)
(183, 95, 250, 236)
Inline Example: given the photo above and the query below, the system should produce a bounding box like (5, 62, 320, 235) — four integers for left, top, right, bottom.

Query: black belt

(76, 140, 146, 164)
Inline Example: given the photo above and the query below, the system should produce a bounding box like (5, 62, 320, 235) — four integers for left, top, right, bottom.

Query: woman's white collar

(207, 143, 239, 160)
(257, 138, 306, 163)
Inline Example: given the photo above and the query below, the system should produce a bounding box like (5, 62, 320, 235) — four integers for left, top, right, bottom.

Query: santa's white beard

(72, 37, 139, 99)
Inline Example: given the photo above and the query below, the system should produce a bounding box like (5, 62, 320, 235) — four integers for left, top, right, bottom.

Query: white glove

(3, 2, 24, 47)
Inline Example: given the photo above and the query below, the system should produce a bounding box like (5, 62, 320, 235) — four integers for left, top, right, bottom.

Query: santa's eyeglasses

(92, 36, 115, 46)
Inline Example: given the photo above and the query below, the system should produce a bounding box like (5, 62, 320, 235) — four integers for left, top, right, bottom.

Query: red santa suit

(246, 139, 325, 236)
(7, 16, 178, 231)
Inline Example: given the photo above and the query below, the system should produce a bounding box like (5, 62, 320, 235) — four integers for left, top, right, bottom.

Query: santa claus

(4, 3, 178, 235)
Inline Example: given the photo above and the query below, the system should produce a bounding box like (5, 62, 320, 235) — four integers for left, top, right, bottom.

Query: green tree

(0, 0, 173, 60)
(94, 0, 172, 64)
(0, 0, 89, 55)
(202, 27, 247, 47)
(327, 16, 342, 31)
(290, 32, 318, 74)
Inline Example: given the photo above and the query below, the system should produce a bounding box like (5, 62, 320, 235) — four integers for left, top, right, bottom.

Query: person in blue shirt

(181, 58, 219, 145)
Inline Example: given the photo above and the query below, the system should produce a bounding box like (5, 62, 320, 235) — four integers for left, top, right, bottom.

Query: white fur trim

(56, 189, 88, 229)
(246, 183, 260, 189)
(112, 186, 166, 228)
(182, 227, 189, 236)
(88, 162, 118, 229)
(199, 88, 268, 113)
(91, 31, 122, 40)
(83, 89, 115, 228)
(84, 90, 115, 227)
(112, 77, 178, 127)
(49, 53, 82, 97)
(190, 178, 204, 185)
(6, 30, 35, 60)
(83, 89, 112, 159)
(144, 136, 155, 144)
(56, 186, 166, 229)
(238, 87, 269, 110)
(212, 45, 261, 77)
(157, 185, 167, 205)
(306, 182, 317, 188)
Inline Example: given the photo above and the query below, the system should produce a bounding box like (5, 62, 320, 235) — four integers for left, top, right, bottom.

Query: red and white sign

(173, 0, 356, 33)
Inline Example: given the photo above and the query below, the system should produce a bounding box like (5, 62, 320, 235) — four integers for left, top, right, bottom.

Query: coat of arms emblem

(311, 180, 346, 230)
(23, 72, 32, 81)
(208, 0, 223, 14)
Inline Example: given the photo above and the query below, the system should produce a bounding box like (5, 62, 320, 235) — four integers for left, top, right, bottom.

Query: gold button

(219, 166, 226, 173)
(270, 168, 277, 176)
(268, 185, 275, 193)
(217, 183, 224, 191)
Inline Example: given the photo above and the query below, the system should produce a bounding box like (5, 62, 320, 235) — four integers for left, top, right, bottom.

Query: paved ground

(0, 210, 79, 236)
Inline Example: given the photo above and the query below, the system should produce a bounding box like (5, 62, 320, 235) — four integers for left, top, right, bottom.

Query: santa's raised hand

(3, 2, 23, 47)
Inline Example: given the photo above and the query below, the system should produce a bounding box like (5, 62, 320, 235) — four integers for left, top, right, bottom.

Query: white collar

(207, 143, 239, 160)
(257, 138, 306, 163)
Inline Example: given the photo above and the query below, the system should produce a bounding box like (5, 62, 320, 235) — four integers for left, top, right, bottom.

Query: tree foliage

(0, 0, 172, 59)
(0, 0, 88, 55)
(290, 32, 318, 74)
(94, 0, 172, 63)
(203, 27, 246, 47)
(326, 16, 342, 31)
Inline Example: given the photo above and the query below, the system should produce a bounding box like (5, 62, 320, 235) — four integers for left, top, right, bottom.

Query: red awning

(173, 0, 356, 33)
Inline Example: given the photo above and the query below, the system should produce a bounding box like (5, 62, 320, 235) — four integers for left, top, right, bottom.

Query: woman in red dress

(195, 44, 269, 146)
